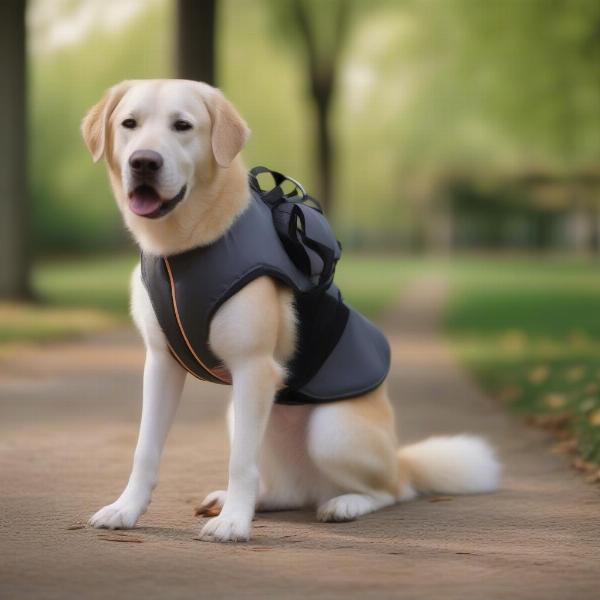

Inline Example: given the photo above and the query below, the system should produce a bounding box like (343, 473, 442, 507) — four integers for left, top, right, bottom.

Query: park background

(2, 0, 600, 469)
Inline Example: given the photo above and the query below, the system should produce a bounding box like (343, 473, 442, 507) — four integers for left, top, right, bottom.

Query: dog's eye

(173, 120, 193, 132)
(121, 118, 137, 129)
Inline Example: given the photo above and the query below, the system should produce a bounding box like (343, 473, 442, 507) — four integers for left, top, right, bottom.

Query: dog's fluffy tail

(397, 434, 501, 499)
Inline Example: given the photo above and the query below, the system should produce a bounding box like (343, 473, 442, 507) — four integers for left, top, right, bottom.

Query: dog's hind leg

(197, 403, 316, 516)
(256, 404, 324, 512)
(307, 384, 401, 522)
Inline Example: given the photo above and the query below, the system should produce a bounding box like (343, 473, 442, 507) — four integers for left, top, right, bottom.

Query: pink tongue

(129, 190, 162, 216)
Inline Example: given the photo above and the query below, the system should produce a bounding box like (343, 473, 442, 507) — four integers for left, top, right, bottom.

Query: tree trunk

(314, 79, 334, 210)
(176, 0, 217, 85)
(292, 0, 350, 216)
(0, 0, 31, 299)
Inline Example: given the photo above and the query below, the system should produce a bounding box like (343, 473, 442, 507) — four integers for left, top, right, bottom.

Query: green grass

(335, 254, 416, 317)
(35, 254, 138, 315)
(444, 257, 600, 465)
(0, 253, 408, 346)
(0, 255, 136, 346)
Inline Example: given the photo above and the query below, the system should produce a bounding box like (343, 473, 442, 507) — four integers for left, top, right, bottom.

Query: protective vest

(141, 167, 390, 405)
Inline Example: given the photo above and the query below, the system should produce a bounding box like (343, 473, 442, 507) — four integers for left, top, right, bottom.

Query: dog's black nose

(129, 150, 164, 175)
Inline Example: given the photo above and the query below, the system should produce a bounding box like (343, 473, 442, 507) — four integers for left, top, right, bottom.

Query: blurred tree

(0, 0, 31, 299)
(425, 0, 600, 250)
(271, 0, 352, 213)
(177, 0, 216, 84)
(29, 0, 174, 254)
(24, 0, 600, 255)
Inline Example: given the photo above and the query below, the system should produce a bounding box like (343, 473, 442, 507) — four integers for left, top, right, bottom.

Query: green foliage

(336, 0, 600, 238)
(35, 254, 137, 314)
(28, 0, 600, 253)
(0, 303, 121, 344)
(218, 0, 313, 189)
(335, 253, 414, 316)
(29, 0, 174, 253)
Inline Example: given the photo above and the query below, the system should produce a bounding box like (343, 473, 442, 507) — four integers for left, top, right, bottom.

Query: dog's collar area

(132, 184, 187, 219)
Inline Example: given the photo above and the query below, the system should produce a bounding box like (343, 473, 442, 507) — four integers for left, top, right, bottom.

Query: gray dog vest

(140, 169, 390, 405)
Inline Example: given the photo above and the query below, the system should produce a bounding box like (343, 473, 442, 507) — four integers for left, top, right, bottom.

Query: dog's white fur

(81, 79, 500, 542)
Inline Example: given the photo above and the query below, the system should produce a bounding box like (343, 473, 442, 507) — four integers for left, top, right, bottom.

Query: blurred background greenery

(24, 0, 600, 255)
(2, 0, 600, 464)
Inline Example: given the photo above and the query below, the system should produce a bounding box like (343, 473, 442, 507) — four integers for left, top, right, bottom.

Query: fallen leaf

(589, 409, 600, 427)
(194, 499, 221, 518)
(527, 413, 571, 430)
(566, 366, 585, 382)
(585, 471, 600, 484)
(551, 439, 578, 455)
(98, 534, 143, 543)
(571, 458, 598, 473)
(544, 393, 567, 409)
(528, 366, 549, 384)
(501, 330, 528, 353)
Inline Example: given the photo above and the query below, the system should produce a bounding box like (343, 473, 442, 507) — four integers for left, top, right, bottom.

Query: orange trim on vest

(166, 342, 201, 379)
(164, 257, 232, 384)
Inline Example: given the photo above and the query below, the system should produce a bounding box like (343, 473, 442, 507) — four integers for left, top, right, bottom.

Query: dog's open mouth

(128, 184, 187, 219)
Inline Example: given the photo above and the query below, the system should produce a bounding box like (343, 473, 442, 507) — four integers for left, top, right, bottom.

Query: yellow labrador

(81, 79, 500, 542)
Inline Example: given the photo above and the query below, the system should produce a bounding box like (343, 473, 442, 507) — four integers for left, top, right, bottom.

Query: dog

(81, 79, 500, 542)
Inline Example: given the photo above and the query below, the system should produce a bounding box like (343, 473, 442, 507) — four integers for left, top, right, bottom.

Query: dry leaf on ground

(551, 439, 578, 455)
(194, 500, 221, 518)
(544, 393, 567, 409)
(589, 409, 600, 427)
(571, 458, 598, 473)
(529, 366, 549, 384)
(585, 471, 600, 483)
(98, 533, 143, 543)
(527, 413, 571, 430)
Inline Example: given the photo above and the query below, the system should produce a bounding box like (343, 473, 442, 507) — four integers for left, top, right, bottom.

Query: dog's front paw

(197, 513, 251, 542)
(88, 499, 147, 530)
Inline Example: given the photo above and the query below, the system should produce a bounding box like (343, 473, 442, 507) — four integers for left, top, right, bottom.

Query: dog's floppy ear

(81, 81, 131, 163)
(205, 88, 251, 168)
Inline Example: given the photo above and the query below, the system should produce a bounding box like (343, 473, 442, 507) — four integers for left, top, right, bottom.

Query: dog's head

(81, 80, 250, 246)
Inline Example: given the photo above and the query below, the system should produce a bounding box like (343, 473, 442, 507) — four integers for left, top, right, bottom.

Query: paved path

(1, 279, 599, 600)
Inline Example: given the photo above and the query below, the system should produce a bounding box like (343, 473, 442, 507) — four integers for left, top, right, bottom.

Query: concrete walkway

(1, 279, 599, 600)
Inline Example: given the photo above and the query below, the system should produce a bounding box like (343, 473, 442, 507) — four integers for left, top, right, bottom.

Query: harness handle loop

(250, 166, 322, 209)
(249, 166, 340, 291)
